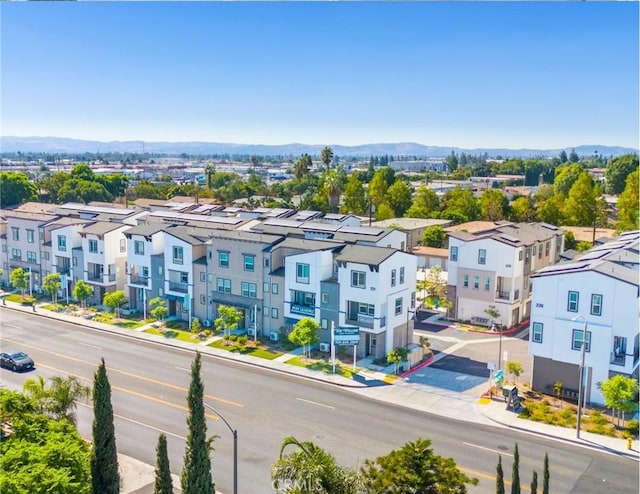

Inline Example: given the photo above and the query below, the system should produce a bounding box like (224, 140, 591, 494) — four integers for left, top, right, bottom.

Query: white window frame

(450, 246, 458, 261)
(532, 322, 543, 343)
(478, 249, 486, 265)
(590, 294, 602, 316)
(134, 240, 145, 255)
(351, 270, 366, 288)
(296, 263, 310, 284)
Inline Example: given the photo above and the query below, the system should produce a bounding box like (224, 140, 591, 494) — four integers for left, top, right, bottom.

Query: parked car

(0, 351, 35, 372)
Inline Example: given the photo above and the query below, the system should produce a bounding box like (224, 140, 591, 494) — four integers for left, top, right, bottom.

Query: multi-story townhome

(335, 244, 418, 358)
(203, 231, 284, 332)
(528, 231, 639, 406)
(446, 221, 564, 328)
(2, 210, 59, 294)
(47, 217, 92, 296)
(123, 223, 167, 315)
(79, 222, 131, 304)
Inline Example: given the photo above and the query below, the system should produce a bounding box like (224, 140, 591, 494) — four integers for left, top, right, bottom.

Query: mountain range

(1, 136, 637, 158)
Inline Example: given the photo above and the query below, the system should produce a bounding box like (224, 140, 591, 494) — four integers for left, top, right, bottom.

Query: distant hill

(1, 136, 637, 158)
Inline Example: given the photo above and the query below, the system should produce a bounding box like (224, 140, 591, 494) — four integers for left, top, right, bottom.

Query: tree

(361, 437, 478, 493)
(73, 280, 93, 311)
(23, 374, 90, 427)
(597, 375, 639, 427)
(616, 169, 639, 233)
(320, 146, 334, 169)
(42, 272, 61, 304)
(422, 225, 446, 248)
(215, 304, 243, 345)
(154, 434, 174, 494)
(405, 185, 439, 218)
(511, 443, 520, 494)
(440, 187, 480, 223)
(272, 436, 362, 494)
(531, 471, 538, 494)
(605, 153, 639, 195)
(289, 317, 320, 359)
(496, 455, 505, 494)
(506, 361, 523, 385)
(340, 173, 367, 215)
(374, 202, 395, 221)
(423, 265, 447, 302)
(102, 290, 127, 319)
(387, 347, 409, 375)
(293, 154, 312, 181)
(149, 297, 169, 327)
(509, 196, 537, 222)
(564, 231, 577, 251)
(0, 171, 38, 208)
(323, 169, 342, 213)
(10, 267, 29, 300)
(386, 179, 413, 217)
(542, 453, 549, 494)
(553, 163, 583, 196)
(191, 317, 202, 334)
(446, 151, 459, 173)
(368, 167, 395, 207)
(563, 172, 599, 226)
(91, 358, 119, 494)
(480, 189, 509, 221)
(181, 352, 215, 494)
(535, 189, 565, 225)
(485, 305, 501, 328)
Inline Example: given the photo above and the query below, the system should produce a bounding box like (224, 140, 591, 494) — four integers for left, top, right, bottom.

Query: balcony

(87, 273, 116, 284)
(611, 353, 626, 366)
(168, 281, 188, 293)
(496, 290, 511, 301)
(291, 304, 315, 316)
(129, 274, 149, 287)
(55, 267, 71, 276)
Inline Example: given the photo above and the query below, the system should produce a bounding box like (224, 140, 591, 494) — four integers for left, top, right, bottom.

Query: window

(264, 258, 270, 268)
(217, 278, 231, 294)
(391, 269, 396, 287)
(134, 241, 144, 255)
(11, 248, 21, 260)
(158, 288, 163, 297)
(241, 282, 257, 298)
(208, 273, 213, 282)
(538, 245, 543, 259)
(44, 251, 50, 260)
(200, 272, 206, 282)
(11, 227, 19, 241)
(532, 245, 537, 256)
(73, 257, 78, 266)
(158, 266, 163, 276)
(218, 251, 229, 268)
(358, 303, 375, 316)
(173, 246, 184, 264)
(89, 240, 98, 253)
(473, 276, 480, 289)
(590, 294, 602, 316)
(263, 306, 269, 315)
(484, 277, 491, 291)
(395, 297, 403, 315)
(208, 250, 212, 260)
(450, 246, 458, 261)
(322, 292, 329, 304)
(180, 272, 188, 284)
(545, 241, 550, 257)
(296, 263, 310, 283)
(272, 283, 278, 294)
(263, 282, 270, 293)
(518, 250, 523, 261)
(26, 229, 34, 243)
(532, 322, 543, 343)
(478, 249, 486, 265)
(58, 235, 67, 251)
(525, 248, 531, 263)
(1, 244, 5, 252)
(321, 318, 328, 330)
(567, 291, 579, 312)
(572, 329, 591, 352)
(463, 274, 469, 288)
(120, 239, 126, 252)
(351, 270, 366, 288)
(27, 251, 36, 263)
(244, 254, 255, 272)
(400, 267, 405, 284)
(411, 291, 415, 309)
(142, 266, 149, 278)
(271, 307, 278, 319)
(200, 294, 206, 305)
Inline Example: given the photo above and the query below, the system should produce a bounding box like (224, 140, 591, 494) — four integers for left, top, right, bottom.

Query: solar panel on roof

(263, 218, 301, 228)
(577, 250, 611, 261)
(302, 222, 338, 232)
(500, 234, 520, 243)
(339, 226, 383, 236)
(539, 223, 559, 231)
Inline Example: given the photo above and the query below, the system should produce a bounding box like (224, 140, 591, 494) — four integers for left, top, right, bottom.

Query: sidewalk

(1, 296, 637, 493)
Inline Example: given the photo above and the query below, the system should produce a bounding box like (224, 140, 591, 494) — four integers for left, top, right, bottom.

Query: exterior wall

(5, 216, 51, 292)
(319, 280, 340, 346)
(529, 271, 638, 405)
(162, 234, 196, 319)
(284, 250, 334, 323)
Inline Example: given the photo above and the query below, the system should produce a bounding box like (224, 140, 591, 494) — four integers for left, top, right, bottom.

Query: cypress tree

(496, 455, 505, 494)
(154, 433, 173, 494)
(91, 358, 119, 494)
(531, 470, 538, 494)
(511, 443, 520, 494)
(542, 453, 550, 494)
(181, 352, 215, 494)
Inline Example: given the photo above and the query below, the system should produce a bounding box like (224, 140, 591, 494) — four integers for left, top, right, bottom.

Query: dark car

(0, 351, 35, 372)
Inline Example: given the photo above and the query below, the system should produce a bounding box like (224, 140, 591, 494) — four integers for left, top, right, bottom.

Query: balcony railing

(55, 267, 71, 276)
(291, 304, 315, 316)
(610, 353, 626, 366)
(129, 274, 149, 287)
(87, 273, 116, 284)
(168, 281, 189, 293)
(496, 290, 511, 301)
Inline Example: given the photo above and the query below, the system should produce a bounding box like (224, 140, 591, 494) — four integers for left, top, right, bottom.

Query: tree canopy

(0, 171, 38, 208)
(605, 154, 639, 195)
(288, 317, 320, 359)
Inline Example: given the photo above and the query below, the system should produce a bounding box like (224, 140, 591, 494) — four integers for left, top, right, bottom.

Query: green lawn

(144, 327, 200, 343)
(208, 339, 282, 360)
(286, 356, 356, 379)
(5, 294, 35, 305)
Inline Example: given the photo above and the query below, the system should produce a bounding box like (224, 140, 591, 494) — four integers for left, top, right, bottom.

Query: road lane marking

(175, 366, 190, 372)
(458, 466, 527, 491)
(296, 397, 335, 410)
(78, 342, 102, 350)
(3, 324, 23, 330)
(2, 337, 243, 408)
(463, 442, 514, 457)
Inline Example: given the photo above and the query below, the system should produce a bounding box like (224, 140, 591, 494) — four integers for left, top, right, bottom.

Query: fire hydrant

(627, 437, 633, 450)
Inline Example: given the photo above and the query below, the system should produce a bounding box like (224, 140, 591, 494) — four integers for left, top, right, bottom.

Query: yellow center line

(3, 337, 243, 408)
(459, 467, 530, 492)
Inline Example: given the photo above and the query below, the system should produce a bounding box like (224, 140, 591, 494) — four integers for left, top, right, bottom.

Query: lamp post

(204, 403, 238, 494)
(572, 315, 588, 439)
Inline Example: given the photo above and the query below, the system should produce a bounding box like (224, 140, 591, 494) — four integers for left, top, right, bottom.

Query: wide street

(1, 308, 638, 494)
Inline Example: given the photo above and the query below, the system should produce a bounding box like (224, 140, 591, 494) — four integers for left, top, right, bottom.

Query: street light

(571, 315, 588, 439)
(204, 403, 238, 494)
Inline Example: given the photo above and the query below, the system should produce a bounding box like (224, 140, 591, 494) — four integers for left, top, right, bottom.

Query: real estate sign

(333, 326, 360, 346)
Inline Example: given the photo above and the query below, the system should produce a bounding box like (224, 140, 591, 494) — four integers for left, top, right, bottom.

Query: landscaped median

(208, 338, 282, 360)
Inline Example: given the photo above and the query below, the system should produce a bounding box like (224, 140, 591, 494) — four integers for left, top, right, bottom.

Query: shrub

(626, 420, 639, 437)
(238, 335, 247, 345)
(229, 334, 238, 342)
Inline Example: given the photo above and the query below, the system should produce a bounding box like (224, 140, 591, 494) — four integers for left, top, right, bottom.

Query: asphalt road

(1, 309, 637, 494)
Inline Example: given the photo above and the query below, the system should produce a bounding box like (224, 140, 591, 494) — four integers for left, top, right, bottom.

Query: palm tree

(23, 375, 50, 414)
(272, 436, 362, 494)
(323, 170, 342, 213)
(23, 374, 90, 426)
(321, 146, 334, 170)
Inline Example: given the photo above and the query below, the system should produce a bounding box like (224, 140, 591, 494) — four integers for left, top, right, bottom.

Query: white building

(529, 231, 640, 405)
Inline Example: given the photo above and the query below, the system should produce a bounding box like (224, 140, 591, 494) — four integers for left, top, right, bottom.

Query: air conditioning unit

(202, 320, 212, 328)
(319, 343, 330, 353)
(269, 331, 279, 342)
(247, 328, 255, 336)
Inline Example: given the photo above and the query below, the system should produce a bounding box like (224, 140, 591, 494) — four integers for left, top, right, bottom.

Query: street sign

(333, 326, 360, 345)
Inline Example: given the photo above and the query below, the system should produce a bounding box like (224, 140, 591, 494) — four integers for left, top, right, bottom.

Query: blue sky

(2, 2, 638, 149)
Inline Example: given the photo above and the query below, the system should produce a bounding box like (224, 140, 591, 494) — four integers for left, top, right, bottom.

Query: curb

(398, 352, 435, 379)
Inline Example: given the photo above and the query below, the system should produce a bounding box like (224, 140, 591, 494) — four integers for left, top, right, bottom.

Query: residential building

(528, 231, 639, 406)
(446, 221, 565, 327)
(371, 218, 452, 252)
